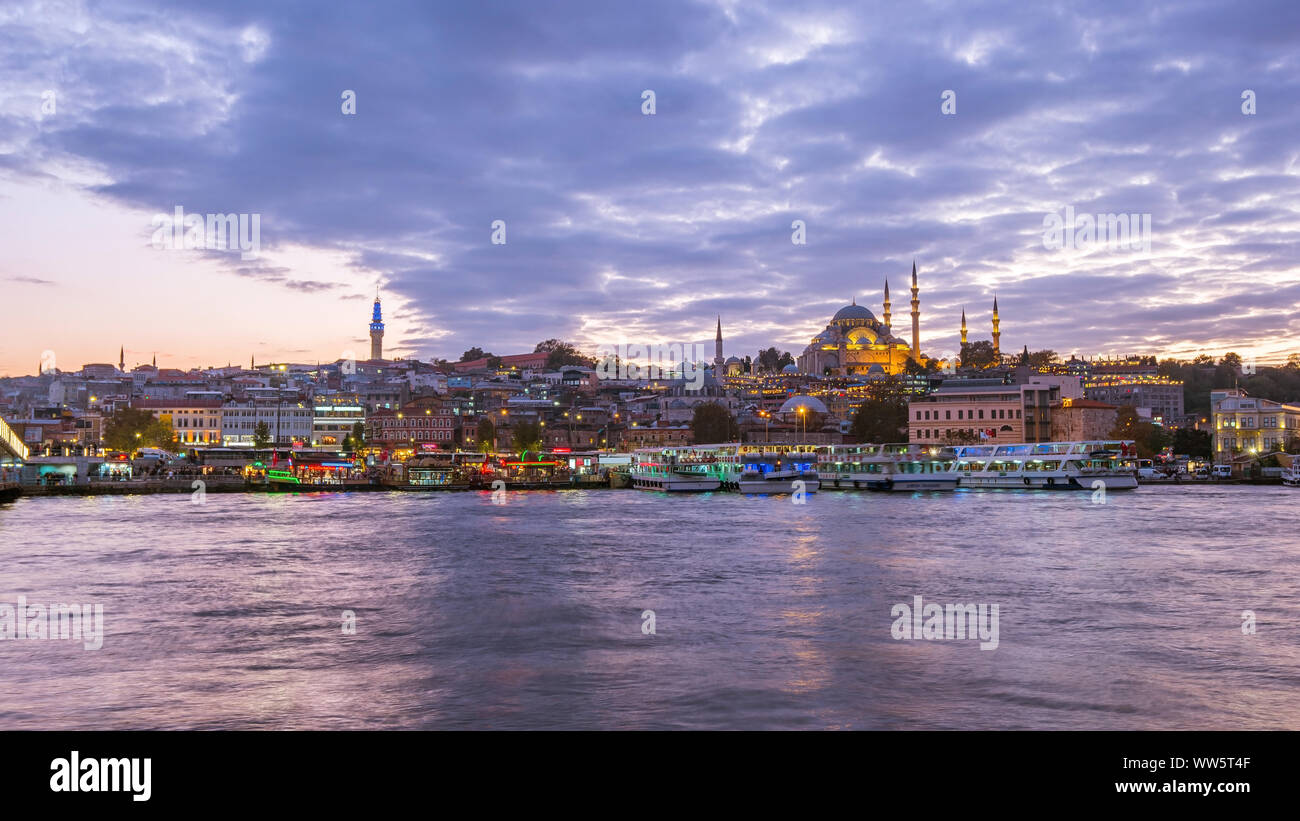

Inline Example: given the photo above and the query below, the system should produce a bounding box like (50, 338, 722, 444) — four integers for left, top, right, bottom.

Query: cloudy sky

(2, 0, 1298, 376)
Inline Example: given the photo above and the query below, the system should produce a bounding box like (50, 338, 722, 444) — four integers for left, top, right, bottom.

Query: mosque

(794, 262, 1002, 376)
(795, 262, 921, 377)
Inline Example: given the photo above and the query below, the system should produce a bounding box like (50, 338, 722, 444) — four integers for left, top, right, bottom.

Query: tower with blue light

(369, 289, 384, 361)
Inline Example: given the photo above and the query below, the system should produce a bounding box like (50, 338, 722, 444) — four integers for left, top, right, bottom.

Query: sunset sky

(2, 0, 1298, 377)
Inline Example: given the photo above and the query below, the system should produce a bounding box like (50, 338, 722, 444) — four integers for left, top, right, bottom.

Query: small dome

(779, 395, 828, 414)
(832, 303, 876, 323)
(781, 363, 800, 373)
(724, 356, 742, 364)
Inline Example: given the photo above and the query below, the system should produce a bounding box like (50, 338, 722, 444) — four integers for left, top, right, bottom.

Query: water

(2, 485, 1298, 730)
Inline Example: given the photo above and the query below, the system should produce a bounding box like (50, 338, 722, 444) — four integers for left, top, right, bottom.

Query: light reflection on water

(1, 485, 1298, 729)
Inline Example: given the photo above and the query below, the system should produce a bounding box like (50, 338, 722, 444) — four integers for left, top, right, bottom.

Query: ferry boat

(948, 440, 1139, 490)
(816, 444, 959, 491)
(1278, 454, 1300, 488)
(265, 468, 301, 486)
(629, 449, 721, 492)
(637, 443, 820, 494)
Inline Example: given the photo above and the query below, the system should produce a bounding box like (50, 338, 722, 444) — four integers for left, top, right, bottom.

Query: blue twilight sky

(1, 0, 1298, 376)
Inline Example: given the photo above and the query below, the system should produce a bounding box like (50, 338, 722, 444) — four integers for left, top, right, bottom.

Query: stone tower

(370, 290, 385, 361)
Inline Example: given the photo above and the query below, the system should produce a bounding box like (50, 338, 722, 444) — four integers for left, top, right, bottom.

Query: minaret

(882, 280, 892, 332)
(909, 260, 920, 361)
(960, 307, 967, 346)
(992, 295, 1001, 360)
(119, 346, 125, 371)
(370, 289, 385, 361)
(714, 316, 724, 369)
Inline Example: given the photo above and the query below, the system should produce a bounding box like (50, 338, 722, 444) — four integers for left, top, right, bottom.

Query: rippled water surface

(2, 485, 1298, 729)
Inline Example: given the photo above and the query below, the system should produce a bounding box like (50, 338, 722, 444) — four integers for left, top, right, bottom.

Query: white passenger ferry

(816, 444, 959, 491)
(639, 443, 820, 494)
(948, 440, 1139, 490)
(630, 449, 721, 491)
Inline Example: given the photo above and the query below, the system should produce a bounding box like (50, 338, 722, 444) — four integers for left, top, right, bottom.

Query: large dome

(832, 303, 876, 323)
(779, 395, 829, 415)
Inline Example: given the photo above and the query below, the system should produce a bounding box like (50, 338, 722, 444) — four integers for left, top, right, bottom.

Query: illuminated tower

(714, 316, 724, 369)
(960, 307, 967, 346)
(370, 290, 385, 361)
(882, 280, 892, 332)
(991, 295, 1001, 360)
(909, 260, 920, 361)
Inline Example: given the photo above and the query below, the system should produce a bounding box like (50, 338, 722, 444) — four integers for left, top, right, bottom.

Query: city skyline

(3, 0, 1300, 377)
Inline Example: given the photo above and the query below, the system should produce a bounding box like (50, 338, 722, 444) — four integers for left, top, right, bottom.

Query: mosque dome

(781, 363, 800, 374)
(779, 395, 829, 415)
(831, 303, 876, 324)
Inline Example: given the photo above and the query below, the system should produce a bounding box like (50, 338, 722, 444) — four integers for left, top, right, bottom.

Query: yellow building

(1211, 388, 1300, 458)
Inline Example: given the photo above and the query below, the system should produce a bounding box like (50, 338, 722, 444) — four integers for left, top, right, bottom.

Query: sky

(1, 0, 1298, 377)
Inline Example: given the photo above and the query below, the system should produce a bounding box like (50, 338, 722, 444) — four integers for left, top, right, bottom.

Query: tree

(690, 402, 738, 444)
(486, 356, 503, 369)
(253, 421, 272, 449)
(942, 429, 980, 445)
(1171, 428, 1212, 460)
(1108, 405, 1169, 458)
(535, 339, 595, 370)
(850, 378, 910, 443)
(460, 347, 489, 362)
(960, 340, 998, 369)
(512, 420, 544, 457)
(1220, 352, 1243, 370)
(476, 417, 496, 453)
(757, 347, 795, 373)
(1026, 349, 1059, 369)
(343, 421, 365, 453)
(102, 408, 174, 452)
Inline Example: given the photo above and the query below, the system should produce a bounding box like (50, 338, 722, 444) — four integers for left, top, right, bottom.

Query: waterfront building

(312, 400, 366, 447)
(366, 396, 456, 450)
(1050, 398, 1119, 441)
(1210, 388, 1300, 458)
(909, 377, 1064, 444)
(221, 399, 314, 446)
(136, 398, 223, 446)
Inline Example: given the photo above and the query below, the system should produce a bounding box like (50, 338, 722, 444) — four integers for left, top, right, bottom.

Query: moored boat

(638, 443, 819, 494)
(629, 450, 721, 492)
(817, 444, 957, 491)
(949, 440, 1139, 490)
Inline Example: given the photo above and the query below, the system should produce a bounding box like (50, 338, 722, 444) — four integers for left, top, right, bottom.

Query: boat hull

(630, 473, 720, 492)
(957, 472, 1138, 490)
(816, 472, 955, 491)
(732, 477, 819, 494)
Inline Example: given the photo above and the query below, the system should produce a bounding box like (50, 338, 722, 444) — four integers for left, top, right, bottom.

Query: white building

(221, 400, 314, 446)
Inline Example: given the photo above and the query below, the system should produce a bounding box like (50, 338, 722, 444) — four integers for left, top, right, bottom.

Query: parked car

(1211, 464, 1233, 479)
